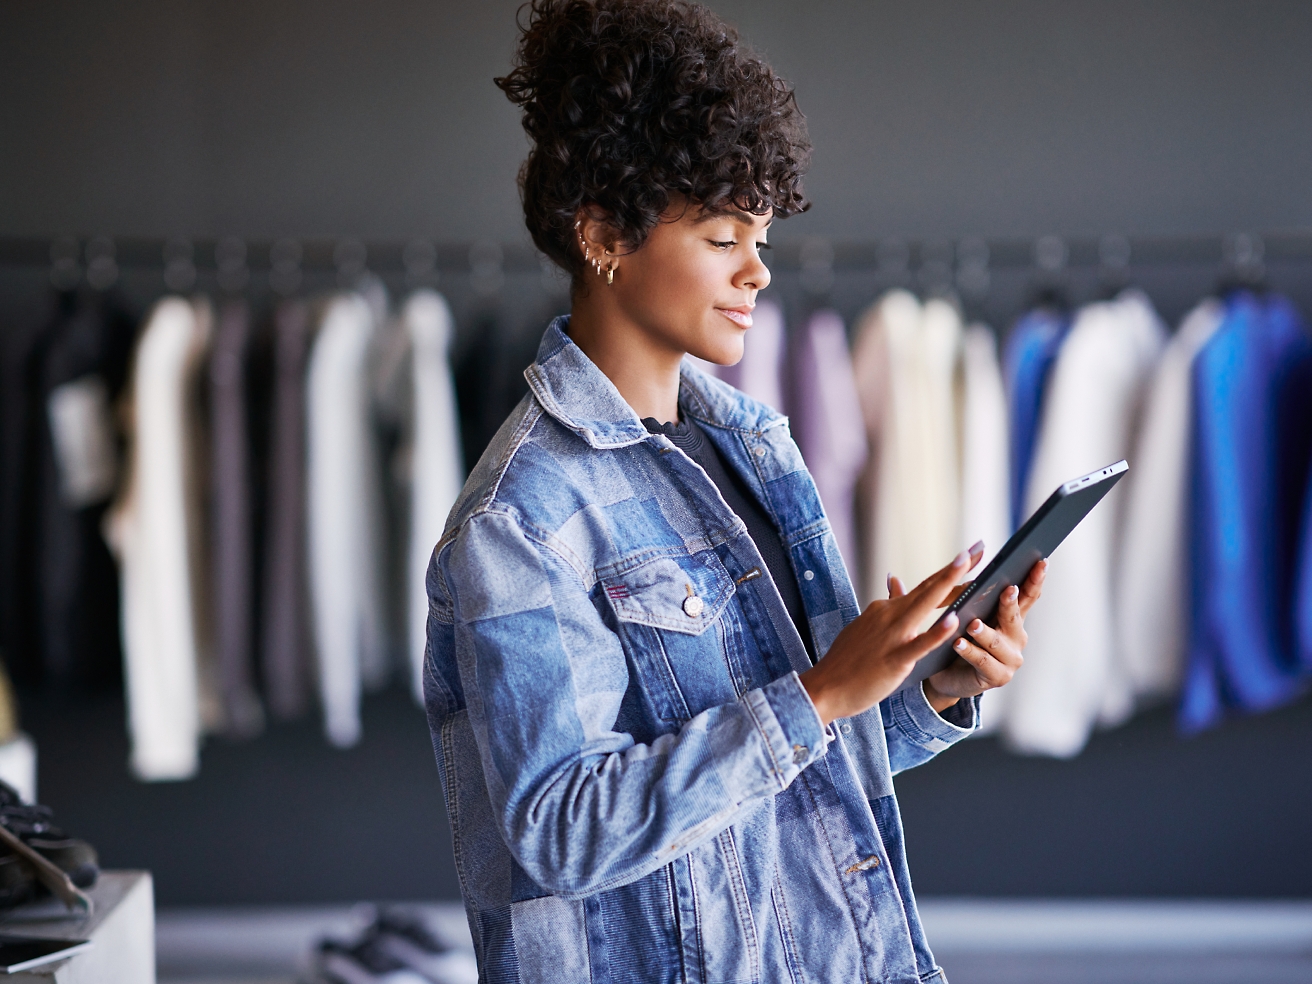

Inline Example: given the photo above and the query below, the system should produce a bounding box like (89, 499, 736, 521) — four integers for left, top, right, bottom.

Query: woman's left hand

(916, 558, 1047, 712)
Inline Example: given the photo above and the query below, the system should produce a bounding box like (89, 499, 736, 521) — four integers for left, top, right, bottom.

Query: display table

(0, 871, 154, 982)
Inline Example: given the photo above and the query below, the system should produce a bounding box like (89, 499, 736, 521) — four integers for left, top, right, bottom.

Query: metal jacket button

(682, 595, 704, 617)
(845, 855, 881, 874)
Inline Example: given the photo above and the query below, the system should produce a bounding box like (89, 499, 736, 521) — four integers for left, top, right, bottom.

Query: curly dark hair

(495, 0, 811, 289)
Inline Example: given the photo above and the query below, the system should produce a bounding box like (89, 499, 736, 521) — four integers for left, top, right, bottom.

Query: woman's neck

(567, 292, 683, 424)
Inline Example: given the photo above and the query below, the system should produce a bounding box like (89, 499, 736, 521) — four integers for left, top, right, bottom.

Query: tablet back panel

(900, 460, 1128, 693)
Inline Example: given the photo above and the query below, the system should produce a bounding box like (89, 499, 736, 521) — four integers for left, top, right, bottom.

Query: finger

(996, 584, 1023, 631)
(1017, 559, 1047, 617)
(937, 579, 976, 609)
(892, 611, 959, 664)
(950, 635, 1016, 688)
(964, 616, 1023, 668)
(887, 573, 907, 599)
(903, 544, 981, 618)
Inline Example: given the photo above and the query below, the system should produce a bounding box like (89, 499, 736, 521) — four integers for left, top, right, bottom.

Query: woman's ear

(573, 206, 620, 261)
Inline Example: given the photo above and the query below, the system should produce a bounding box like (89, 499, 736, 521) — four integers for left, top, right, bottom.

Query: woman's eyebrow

(693, 210, 773, 228)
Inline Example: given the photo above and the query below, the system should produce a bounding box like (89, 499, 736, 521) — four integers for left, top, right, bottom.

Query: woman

(424, 2, 1046, 981)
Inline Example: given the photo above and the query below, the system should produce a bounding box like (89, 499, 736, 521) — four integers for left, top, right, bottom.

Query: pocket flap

(600, 554, 734, 635)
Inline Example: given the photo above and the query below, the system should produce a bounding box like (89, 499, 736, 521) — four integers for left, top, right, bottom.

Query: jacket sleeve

(439, 507, 830, 898)
(880, 685, 979, 775)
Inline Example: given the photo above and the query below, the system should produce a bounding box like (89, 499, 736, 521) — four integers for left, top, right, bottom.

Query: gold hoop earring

(607, 262, 615, 286)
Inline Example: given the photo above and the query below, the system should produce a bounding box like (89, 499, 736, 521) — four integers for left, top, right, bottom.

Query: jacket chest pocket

(600, 553, 739, 722)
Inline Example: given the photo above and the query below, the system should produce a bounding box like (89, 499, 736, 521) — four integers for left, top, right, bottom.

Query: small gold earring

(607, 262, 615, 286)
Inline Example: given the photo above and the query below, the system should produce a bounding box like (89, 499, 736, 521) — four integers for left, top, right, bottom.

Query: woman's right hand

(799, 544, 983, 726)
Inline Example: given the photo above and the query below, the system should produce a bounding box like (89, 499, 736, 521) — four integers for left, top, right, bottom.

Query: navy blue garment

(1182, 291, 1312, 732)
(1298, 460, 1312, 668)
(1003, 307, 1071, 530)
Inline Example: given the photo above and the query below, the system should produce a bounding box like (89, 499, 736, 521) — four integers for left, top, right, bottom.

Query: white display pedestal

(0, 871, 154, 983)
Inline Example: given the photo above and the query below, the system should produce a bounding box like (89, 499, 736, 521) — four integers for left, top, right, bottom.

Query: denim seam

(769, 867, 804, 984)
(742, 690, 788, 788)
(430, 400, 544, 561)
(719, 828, 761, 973)
(440, 714, 475, 906)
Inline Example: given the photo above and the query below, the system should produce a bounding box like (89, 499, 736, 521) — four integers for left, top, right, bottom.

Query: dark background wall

(3, 0, 1312, 905)
(6, 0, 1312, 243)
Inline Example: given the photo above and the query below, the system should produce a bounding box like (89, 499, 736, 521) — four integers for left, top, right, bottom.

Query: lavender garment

(260, 300, 313, 721)
(714, 298, 786, 411)
(789, 308, 868, 580)
(209, 300, 264, 737)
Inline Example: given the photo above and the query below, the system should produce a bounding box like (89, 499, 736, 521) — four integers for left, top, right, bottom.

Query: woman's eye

(709, 240, 737, 249)
(755, 242, 772, 252)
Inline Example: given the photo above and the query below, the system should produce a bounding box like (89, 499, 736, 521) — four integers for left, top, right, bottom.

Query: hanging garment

(261, 300, 314, 721)
(1109, 299, 1224, 720)
(103, 297, 212, 780)
(853, 291, 963, 607)
(305, 293, 388, 748)
(403, 291, 464, 704)
(713, 298, 786, 412)
(1182, 292, 1312, 733)
(956, 324, 1013, 735)
(1003, 306, 1071, 530)
(2, 291, 135, 691)
(1297, 457, 1312, 668)
(1001, 291, 1164, 757)
(208, 300, 264, 737)
(452, 309, 540, 476)
(789, 308, 867, 580)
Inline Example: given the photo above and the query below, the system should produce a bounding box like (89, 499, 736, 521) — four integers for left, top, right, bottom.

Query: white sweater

(853, 291, 963, 606)
(1001, 291, 1164, 757)
(956, 325, 1013, 734)
(103, 297, 211, 780)
(306, 294, 388, 748)
(404, 290, 464, 704)
(1108, 299, 1224, 720)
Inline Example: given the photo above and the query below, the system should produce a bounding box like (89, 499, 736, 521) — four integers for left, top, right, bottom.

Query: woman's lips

(717, 308, 753, 328)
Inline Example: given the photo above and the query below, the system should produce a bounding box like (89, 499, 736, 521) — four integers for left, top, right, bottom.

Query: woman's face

(603, 203, 773, 366)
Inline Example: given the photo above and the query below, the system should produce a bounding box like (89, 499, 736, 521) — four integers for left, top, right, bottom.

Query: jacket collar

(524, 315, 786, 450)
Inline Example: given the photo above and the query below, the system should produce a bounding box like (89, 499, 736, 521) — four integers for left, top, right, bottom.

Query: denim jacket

(424, 317, 978, 984)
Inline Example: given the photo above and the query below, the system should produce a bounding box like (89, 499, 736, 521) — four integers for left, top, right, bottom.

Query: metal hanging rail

(2, 230, 1311, 293)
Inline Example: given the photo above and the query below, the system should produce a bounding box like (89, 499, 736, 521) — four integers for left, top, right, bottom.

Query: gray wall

(5, 1, 1312, 244)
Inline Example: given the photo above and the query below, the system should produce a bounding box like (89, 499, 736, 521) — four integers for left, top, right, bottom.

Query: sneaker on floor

(374, 909, 477, 984)
(312, 935, 431, 984)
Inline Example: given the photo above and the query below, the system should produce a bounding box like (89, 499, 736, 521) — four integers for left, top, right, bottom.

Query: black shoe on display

(0, 779, 99, 900)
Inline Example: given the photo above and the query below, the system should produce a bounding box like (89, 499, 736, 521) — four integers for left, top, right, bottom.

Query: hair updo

(495, 0, 811, 288)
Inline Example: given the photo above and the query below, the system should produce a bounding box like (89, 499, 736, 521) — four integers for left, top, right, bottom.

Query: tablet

(901, 459, 1129, 693)
(0, 935, 92, 972)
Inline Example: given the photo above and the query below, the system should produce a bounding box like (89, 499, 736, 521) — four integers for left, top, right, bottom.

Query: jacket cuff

(886, 684, 978, 753)
(744, 672, 830, 787)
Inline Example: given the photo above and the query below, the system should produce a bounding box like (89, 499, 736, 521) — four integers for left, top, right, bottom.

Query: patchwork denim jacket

(424, 317, 978, 984)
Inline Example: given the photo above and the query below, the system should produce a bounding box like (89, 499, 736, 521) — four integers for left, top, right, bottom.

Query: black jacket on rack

(0, 290, 137, 691)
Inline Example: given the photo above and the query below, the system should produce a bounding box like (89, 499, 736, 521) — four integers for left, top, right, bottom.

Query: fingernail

(943, 613, 959, 632)
(954, 638, 968, 652)
(886, 573, 893, 592)
(1008, 585, 1020, 600)
(952, 550, 969, 568)
(969, 619, 983, 633)
(968, 540, 984, 556)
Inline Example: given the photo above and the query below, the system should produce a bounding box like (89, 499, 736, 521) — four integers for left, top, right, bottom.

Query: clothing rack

(3, 231, 1311, 283)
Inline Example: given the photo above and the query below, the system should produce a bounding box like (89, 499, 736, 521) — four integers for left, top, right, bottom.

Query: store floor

(157, 898, 1312, 983)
